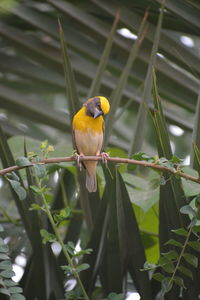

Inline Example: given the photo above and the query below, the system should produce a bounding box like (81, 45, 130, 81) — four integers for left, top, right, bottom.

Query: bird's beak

(94, 108, 103, 119)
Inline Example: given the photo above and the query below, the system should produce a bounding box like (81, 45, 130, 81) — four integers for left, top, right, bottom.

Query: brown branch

(0, 155, 200, 184)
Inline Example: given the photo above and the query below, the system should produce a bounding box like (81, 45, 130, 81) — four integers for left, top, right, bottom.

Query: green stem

(0, 218, 21, 224)
(169, 226, 193, 285)
(60, 177, 69, 207)
(37, 179, 89, 300)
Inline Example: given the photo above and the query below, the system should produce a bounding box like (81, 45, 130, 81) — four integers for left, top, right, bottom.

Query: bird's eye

(97, 103, 101, 109)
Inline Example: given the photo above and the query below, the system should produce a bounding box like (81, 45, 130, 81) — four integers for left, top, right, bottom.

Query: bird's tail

(85, 162, 97, 192)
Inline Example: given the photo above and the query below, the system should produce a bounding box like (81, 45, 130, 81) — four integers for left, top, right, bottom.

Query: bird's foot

(74, 153, 83, 171)
(99, 152, 109, 166)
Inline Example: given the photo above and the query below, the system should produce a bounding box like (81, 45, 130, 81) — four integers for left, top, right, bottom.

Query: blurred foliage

(0, 0, 200, 299)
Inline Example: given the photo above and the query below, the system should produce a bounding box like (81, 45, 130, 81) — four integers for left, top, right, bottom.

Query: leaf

(159, 257, 175, 273)
(178, 265, 193, 279)
(192, 225, 200, 233)
(188, 241, 200, 252)
(135, 204, 159, 263)
(10, 172, 20, 182)
(67, 241, 75, 250)
(122, 172, 148, 189)
(105, 10, 148, 147)
(94, 0, 200, 77)
(0, 270, 15, 278)
(74, 248, 93, 257)
(8, 180, 27, 200)
(76, 263, 90, 273)
(88, 10, 119, 98)
(103, 293, 124, 300)
(183, 253, 198, 268)
(61, 265, 74, 275)
(33, 164, 46, 179)
(0, 288, 10, 296)
(151, 70, 172, 159)
(4, 280, 18, 287)
(30, 204, 42, 211)
(149, 70, 189, 265)
(65, 241, 75, 256)
(15, 156, 32, 167)
(0, 244, 9, 253)
(161, 250, 179, 261)
(152, 272, 165, 282)
(170, 155, 182, 164)
(130, 1, 165, 155)
(125, 183, 159, 212)
(165, 239, 182, 247)
(115, 169, 152, 298)
(159, 160, 174, 171)
(0, 254, 9, 260)
(40, 229, 56, 244)
(0, 237, 5, 245)
(173, 276, 186, 289)
(188, 217, 198, 228)
(30, 185, 42, 194)
(132, 152, 154, 162)
(10, 294, 25, 300)
(54, 207, 71, 223)
(1, 1, 200, 299)
(191, 85, 200, 170)
(195, 195, 200, 210)
(101, 167, 123, 293)
(181, 167, 200, 197)
(77, 170, 94, 230)
(192, 144, 200, 176)
(180, 205, 196, 217)
(161, 277, 173, 294)
(163, 0, 200, 28)
(0, 84, 68, 132)
(58, 18, 80, 118)
(182, 178, 200, 197)
(171, 228, 188, 237)
(79, 172, 110, 291)
(121, 165, 160, 212)
(0, 260, 12, 270)
(0, 0, 199, 142)
(8, 287, 23, 294)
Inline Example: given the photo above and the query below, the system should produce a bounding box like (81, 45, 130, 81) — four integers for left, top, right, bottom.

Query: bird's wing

(72, 125, 87, 170)
(72, 127, 79, 153)
(101, 118, 105, 152)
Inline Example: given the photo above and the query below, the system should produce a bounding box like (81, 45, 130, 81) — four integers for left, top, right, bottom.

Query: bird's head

(84, 96, 110, 119)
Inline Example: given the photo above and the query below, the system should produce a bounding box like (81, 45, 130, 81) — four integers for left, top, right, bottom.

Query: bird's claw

(74, 153, 83, 171)
(100, 152, 109, 166)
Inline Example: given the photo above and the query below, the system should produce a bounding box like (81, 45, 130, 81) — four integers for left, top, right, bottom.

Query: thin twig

(0, 155, 200, 184)
(168, 226, 192, 287)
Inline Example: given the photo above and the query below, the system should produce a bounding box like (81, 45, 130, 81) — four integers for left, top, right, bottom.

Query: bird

(72, 96, 110, 192)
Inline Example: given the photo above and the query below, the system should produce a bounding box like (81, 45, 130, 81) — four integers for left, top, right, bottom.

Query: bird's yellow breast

(72, 107, 103, 133)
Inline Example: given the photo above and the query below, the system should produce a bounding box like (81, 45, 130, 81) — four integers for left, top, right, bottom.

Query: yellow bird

(72, 96, 110, 192)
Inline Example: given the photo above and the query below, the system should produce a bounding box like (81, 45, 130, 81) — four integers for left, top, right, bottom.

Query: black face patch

(84, 97, 103, 118)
